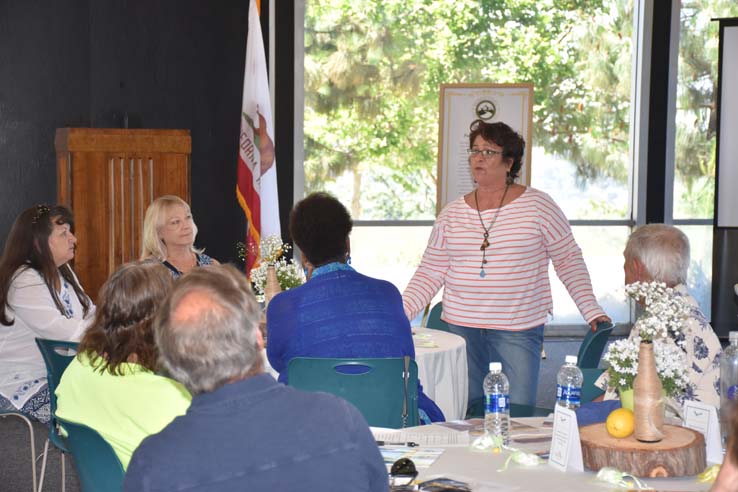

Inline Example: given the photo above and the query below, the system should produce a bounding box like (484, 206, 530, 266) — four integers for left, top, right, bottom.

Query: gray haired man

(124, 264, 388, 492)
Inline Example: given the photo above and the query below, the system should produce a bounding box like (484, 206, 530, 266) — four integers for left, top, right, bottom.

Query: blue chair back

(425, 302, 450, 332)
(287, 357, 419, 428)
(576, 322, 612, 404)
(577, 321, 614, 369)
(57, 418, 124, 492)
(580, 368, 606, 403)
(35, 338, 79, 453)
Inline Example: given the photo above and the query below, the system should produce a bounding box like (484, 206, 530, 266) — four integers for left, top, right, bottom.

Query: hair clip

(31, 204, 50, 225)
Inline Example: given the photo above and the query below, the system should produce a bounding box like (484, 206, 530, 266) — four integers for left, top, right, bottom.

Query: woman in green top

(56, 261, 192, 469)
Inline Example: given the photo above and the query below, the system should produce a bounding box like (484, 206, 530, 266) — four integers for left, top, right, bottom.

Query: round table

(413, 328, 468, 421)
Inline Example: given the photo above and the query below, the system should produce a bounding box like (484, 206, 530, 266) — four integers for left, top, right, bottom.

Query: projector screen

(717, 24, 738, 228)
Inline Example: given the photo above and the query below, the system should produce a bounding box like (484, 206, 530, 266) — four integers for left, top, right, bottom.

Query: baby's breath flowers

(603, 336, 689, 397)
(603, 281, 691, 397)
(624, 281, 690, 343)
(238, 235, 305, 302)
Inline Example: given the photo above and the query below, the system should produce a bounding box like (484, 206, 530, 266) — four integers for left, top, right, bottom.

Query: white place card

(682, 401, 723, 464)
(548, 405, 583, 472)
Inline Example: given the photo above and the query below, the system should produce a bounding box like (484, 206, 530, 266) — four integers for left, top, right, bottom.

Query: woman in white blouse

(0, 204, 95, 423)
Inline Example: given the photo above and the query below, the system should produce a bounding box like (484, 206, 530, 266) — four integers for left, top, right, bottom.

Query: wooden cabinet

(55, 128, 191, 300)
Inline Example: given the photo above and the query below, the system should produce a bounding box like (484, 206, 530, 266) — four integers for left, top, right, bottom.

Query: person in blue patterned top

(266, 192, 445, 423)
(140, 195, 218, 279)
(0, 205, 95, 423)
(599, 224, 721, 409)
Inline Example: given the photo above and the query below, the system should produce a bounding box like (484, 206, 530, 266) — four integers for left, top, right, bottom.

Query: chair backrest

(287, 357, 419, 428)
(35, 338, 79, 451)
(580, 368, 606, 404)
(425, 302, 450, 332)
(57, 418, 124, 492)
(576, 321, 614, 369)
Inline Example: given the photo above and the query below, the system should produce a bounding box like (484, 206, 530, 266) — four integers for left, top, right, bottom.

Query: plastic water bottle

(556, 355, 583, 410)
(720, 332, 738, 446)
(483, 362, 510, 445)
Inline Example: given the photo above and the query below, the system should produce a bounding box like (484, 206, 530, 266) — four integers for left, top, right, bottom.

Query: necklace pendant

(480, 238, 490, 250)
(479, 269, 486, 278)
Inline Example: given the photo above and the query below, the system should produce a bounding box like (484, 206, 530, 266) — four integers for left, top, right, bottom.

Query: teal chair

(577, 321, 614, 403)
(35, 338, 79, 492)
(57, 418, 124, 492)
(425, 302, 450, 332)
(287, 357, 419, 428)
(0, 410, 38, 491)
(577, 321, 614, 368)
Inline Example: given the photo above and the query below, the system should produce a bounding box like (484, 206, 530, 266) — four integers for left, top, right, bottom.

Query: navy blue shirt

(124, 374, 388, 492)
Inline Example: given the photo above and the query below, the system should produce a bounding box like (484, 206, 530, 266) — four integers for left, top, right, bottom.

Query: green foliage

(673, 0, 738, 218)
(304, 0, 734, 220)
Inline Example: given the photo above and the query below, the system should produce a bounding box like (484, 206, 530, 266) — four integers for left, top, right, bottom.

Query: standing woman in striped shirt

(403, 120, 610, 408)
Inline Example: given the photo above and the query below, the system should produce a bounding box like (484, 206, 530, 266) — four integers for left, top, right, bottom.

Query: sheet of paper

(412, 332, 439, 348)
(548, 406, 583, 472)
(371, 425, 470, 446)
(379, 446, 445, 469)
(683, 401, 723, 464)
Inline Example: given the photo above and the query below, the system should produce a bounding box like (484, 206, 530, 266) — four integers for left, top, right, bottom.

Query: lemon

(606, 408, 634, 438)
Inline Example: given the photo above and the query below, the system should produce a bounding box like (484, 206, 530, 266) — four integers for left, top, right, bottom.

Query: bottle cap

(565, 355, 578, 364)
(730, 331, 738, 342)
(489, 362, 502, 372)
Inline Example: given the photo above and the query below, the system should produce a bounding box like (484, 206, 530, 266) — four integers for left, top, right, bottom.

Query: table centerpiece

(605, 281, 691, 442)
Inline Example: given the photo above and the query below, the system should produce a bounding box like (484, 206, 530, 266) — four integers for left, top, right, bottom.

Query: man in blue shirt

(124, 265, 388, 492)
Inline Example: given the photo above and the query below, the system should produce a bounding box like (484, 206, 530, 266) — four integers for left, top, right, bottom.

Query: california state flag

(237, 0, 280, 275)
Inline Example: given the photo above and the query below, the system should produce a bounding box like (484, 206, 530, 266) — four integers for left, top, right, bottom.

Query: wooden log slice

(580, 423, 705, 478)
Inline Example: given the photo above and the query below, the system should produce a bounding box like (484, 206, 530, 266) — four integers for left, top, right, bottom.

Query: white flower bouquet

(602, 281, 692, 397)
(603, 336, 690, 397)
(624, 281, 691, 343)
(238, 235, 305, 302)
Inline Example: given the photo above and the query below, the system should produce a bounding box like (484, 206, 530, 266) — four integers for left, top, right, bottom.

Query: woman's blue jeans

(447, 323, 544, 408)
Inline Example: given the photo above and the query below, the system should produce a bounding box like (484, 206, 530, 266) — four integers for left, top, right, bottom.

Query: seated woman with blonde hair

(55, 261, 191, 469)
(140, 195, 218, 278)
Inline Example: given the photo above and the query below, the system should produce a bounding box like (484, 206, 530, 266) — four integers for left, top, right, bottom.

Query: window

(295, 1, 713, 326)
(669, 0, 738, 319)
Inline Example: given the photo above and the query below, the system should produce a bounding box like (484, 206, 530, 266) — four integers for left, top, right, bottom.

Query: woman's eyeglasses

(468, 149, 503, 159)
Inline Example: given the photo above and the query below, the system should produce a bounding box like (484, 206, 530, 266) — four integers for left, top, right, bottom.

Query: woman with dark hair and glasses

(403, 120, 610, 410)
(56, 261, 191, 469)
(0, 204, 95, 423)
(267, 192, 445, 423)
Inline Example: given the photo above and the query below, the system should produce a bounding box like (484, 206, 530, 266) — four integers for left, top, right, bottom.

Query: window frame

(287, 0, 712, 334)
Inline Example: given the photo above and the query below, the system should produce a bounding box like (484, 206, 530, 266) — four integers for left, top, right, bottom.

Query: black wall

(0, 0, 279, 265)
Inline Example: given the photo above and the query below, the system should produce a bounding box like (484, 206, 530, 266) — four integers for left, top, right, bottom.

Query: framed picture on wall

(437, 83, 534, 214)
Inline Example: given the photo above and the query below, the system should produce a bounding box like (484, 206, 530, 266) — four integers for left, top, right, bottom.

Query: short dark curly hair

(289, 192, 353, 266)
(468, 120, 526, 182)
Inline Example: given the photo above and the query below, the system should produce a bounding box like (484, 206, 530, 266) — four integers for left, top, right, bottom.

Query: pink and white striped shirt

(403, 187, 605, 330)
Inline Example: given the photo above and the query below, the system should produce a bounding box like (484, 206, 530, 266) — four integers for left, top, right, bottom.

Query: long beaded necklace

(474, 184, 509, 278)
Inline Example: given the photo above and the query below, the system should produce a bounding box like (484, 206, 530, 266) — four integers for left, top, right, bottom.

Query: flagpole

(269, 0, 276, 118)
(237, 0, 281, 274)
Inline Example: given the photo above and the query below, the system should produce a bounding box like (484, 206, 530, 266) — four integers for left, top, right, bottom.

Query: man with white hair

(124, 265, 388, 492)
(619, 224, 721, 407)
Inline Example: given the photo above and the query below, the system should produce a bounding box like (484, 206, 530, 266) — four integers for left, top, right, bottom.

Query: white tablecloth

(412, 418, 710, 491)
(413, 328, 468, 421)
